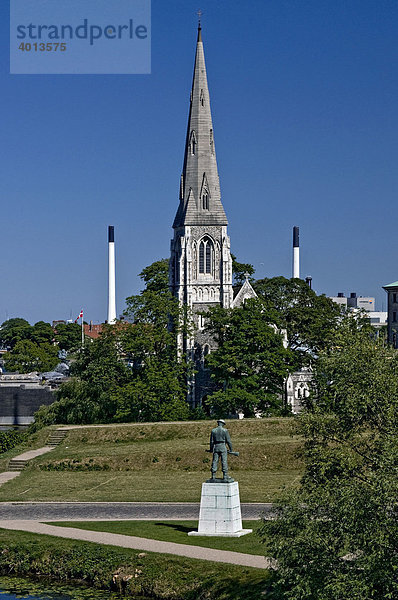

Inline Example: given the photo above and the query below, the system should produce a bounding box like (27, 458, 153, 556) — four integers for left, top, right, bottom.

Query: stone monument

(189, 419, 252, 537)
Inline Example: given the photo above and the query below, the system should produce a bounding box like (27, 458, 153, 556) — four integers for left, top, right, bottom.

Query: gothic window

(198, 236, 213, 275)
(206, 243, 211, 272)
(200, 89, 205, 106)
(210, 129, 214, 154)
(198, 314, 205, 330)
(200, 174, 210, 210)
(189, 130, 197, 155)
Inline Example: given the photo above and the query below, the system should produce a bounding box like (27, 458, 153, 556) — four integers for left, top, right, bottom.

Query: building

(329, 291, 387, 329)
(0, 373, 55, 426)
(84, 322, 103, 340)
(383, 281, 398, 348)
(286, 367, 312, 414)
(169, 25, 255, 406)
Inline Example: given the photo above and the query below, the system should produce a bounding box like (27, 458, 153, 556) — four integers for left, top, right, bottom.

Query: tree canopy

(260, 317, 398, 599)
(254, 276, 342, 367)
(204, 298, 294, 416)
(3, 339, 58, 373)
(41, 259, 190, 425)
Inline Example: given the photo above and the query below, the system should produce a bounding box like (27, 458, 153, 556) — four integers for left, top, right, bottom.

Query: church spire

(173, 25, 227, 228)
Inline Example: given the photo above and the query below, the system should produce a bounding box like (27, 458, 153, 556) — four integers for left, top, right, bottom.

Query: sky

(1, 0, 397, 324)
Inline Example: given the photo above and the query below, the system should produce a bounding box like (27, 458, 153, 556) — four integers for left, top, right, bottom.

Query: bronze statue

(207, 419, 239, 483)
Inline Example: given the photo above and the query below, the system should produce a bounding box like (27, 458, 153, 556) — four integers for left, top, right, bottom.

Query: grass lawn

(0, 419, 302, 502)
(0, 528, 271, 599)
(47, 520, 268, 554)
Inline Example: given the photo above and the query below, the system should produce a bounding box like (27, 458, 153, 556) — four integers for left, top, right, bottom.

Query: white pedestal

(188, 481, 252, 537)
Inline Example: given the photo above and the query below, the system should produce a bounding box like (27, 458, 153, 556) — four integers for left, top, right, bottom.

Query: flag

(74, 310, 83, 323)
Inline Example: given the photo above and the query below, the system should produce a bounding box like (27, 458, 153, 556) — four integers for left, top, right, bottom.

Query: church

(169, 24, 256, 407)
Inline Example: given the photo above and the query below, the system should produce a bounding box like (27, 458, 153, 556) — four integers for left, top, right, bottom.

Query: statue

(207, 419, 239, 483)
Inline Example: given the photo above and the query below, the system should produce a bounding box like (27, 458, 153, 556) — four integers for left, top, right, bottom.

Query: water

(0, 577, 124, 600)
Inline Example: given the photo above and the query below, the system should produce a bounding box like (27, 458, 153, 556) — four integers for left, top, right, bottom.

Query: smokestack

(107, 226, 116, 324)
(292, 226, 300, 279)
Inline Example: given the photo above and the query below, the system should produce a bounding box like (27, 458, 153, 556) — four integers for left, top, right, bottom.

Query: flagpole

(81, 311, 84, 348)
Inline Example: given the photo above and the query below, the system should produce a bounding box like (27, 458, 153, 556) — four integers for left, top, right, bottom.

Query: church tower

(169, 24, 233, 406)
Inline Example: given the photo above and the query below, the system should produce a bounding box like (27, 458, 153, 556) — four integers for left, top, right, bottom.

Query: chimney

(292, 226, 300, 279)
(107, 226, 116, 324)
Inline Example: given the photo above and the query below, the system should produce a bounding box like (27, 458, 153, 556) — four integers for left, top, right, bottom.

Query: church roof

(232, 277, 258, 308)
(383, 281, 398, 289)
(173, 25, 228, 228)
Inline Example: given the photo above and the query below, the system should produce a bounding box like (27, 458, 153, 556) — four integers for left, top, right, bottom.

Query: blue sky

(1, 0, 397, 324)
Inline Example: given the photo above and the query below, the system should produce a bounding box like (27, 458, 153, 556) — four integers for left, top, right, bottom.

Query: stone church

(169, 24, 256, 407)
(169, 24, 308, 413)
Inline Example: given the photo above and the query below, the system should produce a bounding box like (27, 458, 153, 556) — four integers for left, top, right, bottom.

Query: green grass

(0, 419, 302, 502)
(0, 528, 271, 599)
(47, 520, 267, 555)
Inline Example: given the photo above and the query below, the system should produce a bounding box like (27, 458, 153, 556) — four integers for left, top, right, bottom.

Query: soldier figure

(209, 419, 234, 482)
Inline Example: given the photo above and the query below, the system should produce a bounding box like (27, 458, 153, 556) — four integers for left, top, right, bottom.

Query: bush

(0, 429, 26, 454)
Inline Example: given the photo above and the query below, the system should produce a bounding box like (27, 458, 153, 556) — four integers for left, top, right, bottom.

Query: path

(0, 520, 273, 569)
(0, 446, 57, 487)
(0, 501, 272, 520)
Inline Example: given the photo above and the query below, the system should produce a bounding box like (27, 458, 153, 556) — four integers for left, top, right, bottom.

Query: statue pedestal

(188, 481, 252, 537)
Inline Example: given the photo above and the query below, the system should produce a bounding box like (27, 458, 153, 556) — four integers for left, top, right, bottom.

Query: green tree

(117, 267, 190, 422)
(205, 298, 294, 416)
(260, 318, 398, 599)
(3, 339, 58, 373)
(30, 321, 54, 346)
(0, 318, 32, 349)
(231, 253, 255, 286)
(45, 259, 190, 425)
(138, 258, 170, 293)
(54, 322, 82, 351)
(254, 276, 341, 367)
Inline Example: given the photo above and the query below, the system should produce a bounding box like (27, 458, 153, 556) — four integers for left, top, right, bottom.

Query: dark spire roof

(173, 26, 228, 228)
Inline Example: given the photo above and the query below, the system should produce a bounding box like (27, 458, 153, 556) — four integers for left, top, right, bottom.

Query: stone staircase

(47, 429, 68, 446)
(7, 458, 28, 471)
(6, 429, 68, 472)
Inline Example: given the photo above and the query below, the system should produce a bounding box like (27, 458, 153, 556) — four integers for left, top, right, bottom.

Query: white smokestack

(292, 226, 300, 279)
(107, 226, 116, 324)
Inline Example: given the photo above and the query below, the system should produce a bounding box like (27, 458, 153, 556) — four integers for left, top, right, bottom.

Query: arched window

(200, 89, 205, 106)
(198, 237, 213, 275)
(206, 243, 211, 272)
(189, 131, 197, 156)
(202, 191, 209, 210)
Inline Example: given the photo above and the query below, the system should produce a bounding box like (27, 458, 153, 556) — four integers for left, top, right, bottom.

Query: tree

(117, 265, 190, 422)
(260, 318, 398, 599)
(0, 318, 32, 349)
(54, 322, 81, 351)
(231, 253, 255, 286)
(30, 321, 54, 346)
(3, 340, 58, 373)
(138, 258, 170, 293)
(205, 298, 294, 416)
(47, 259, 190, 425)
(254, 276, 341, 367)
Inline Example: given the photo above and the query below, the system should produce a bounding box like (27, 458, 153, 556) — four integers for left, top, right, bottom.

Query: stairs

(8, 459, 28, 471)
(6, 429, 67, 473)
(47, 429, 68, 446)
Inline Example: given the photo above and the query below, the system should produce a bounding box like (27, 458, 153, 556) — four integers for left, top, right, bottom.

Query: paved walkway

(0, 445, 56, 488)
(0, 520, 273, 569)
(0, 501, 272, 521)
